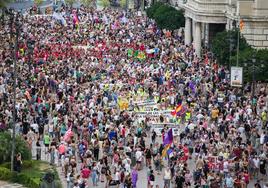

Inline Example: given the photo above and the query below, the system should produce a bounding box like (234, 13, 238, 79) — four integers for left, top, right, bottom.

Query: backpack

(264, 135, 268, 143)
(193, 170, 201, 181)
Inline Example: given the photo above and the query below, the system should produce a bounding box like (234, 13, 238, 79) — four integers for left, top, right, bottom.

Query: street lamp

(8, 10, 21, 172)
(243, 56, 265, 102)
(252, 58, 256, 99)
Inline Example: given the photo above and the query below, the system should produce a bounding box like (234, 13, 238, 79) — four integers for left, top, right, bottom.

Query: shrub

(0, 132, 32, 164)
(0, 161, 62, 188)
(0, 167, 14, 180)
(0, 160, 34, 170)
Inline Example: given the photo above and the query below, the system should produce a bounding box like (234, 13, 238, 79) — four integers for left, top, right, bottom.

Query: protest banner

(149, 123, 179, 136)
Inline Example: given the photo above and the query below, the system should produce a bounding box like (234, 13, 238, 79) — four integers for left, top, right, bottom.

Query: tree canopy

(212, 29, 268, 82)
(146, 2, 185, 31)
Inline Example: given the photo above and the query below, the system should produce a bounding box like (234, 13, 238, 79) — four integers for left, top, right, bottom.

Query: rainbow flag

(171, 102, 183, 117)
(162, 129, 173, 157)
(162, 144, 171, 158)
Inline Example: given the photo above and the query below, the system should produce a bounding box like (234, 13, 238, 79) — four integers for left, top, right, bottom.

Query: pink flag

(64, 126, 73, 142)
(73, 12, 79, 25)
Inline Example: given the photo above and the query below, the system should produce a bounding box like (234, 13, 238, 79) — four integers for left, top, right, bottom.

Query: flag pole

(236, 15, 240, 67)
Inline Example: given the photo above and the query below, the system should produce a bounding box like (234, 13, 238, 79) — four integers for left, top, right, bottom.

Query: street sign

(230, 66, 243, 87)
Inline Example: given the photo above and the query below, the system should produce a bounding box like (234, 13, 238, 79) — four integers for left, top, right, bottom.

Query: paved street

(1, 2, 267, 188)
(31, 131, 261, 188)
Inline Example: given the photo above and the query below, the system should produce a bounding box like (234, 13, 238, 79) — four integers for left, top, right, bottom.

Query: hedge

(0, 160, 62, 188)
(0, 167, 14, 181)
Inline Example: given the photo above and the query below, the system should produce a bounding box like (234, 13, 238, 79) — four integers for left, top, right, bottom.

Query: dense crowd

(0, 4, 268, 188)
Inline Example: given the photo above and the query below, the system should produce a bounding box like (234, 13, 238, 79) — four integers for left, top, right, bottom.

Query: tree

(34, 0, 43, 7)
(211, 29, 249, 65)
(0, 0, 11, 8)
(145, 3, 185, 30)
(101, 0, 110, 7)
(229, 48, 268, 82)
(146, 2, 163, 18)
(154, 9, 184, 30)
(65, 0, 76, 7)
(0, 132, 31, 164)
(119, 0, 127, 8)
(81, 0, 93, 8)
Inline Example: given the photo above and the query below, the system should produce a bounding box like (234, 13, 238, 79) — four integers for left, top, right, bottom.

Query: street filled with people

(0, 4, 268, 188)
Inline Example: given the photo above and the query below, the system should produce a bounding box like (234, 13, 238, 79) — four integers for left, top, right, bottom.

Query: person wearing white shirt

(260, 132, 266, 145)
(163, 168, 171, 188)
(135, 149, 143, 170)
(253, 156, 260, 178)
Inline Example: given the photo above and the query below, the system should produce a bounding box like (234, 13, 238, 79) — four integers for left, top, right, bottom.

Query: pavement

(0, 181, 25, 188)
(28, 127, 264, 188)
(1, 3, 266, 187)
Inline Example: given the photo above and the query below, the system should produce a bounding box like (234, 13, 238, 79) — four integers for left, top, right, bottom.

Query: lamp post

(9, 11, 21, 172)
(252, 58, 256, 99)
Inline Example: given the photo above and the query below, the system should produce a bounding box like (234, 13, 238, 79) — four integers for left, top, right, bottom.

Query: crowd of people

(0, 3, 268, 188)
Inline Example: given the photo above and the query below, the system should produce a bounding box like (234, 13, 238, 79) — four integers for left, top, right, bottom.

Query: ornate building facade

(173, 0, 268, 57)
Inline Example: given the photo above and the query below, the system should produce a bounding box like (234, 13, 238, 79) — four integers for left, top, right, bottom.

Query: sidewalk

(0, 181, 25, 188)
(56, 166, 67, 188)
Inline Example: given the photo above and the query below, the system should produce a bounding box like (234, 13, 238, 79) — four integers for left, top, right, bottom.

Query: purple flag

(163, 129, 173, 146)
(189, 81, 196, 93)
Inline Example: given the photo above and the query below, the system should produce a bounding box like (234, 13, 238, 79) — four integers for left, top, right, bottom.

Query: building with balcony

(173, 0, 268, 57)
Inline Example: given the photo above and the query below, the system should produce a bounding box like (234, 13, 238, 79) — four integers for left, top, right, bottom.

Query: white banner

(150, 123, 179, 136)
(134, 110, 172, 118)
(231, 67, 243, 87)
(133, 101, 156, 106)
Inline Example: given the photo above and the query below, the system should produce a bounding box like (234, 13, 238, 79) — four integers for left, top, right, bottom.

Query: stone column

(194, 21, 202, 57)
(226, 19, 230, 30)
(184, 17, 192, 45)
(202, 23, 205, 41)
(204, 23, 209, 47)
(192, 20, 196, 44)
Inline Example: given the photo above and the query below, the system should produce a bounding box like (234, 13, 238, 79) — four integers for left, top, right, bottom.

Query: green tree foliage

(0, 132, 31, 164)
(146, 2, 163, 18)
(146, 2, 185, 31)
(65, 0, 76, 7)
(101, 0, 110, 7)
(212, 29, 268, 82)
(34, 0, 43, 6)
(211, 29, 249, 65)
(0, 0, 11, 8)
(0, 161, 62, 188)
(119, 0, 126, 8)
(81, 0, 93, 8)
(230, 48, 268, 82)
(154, 9, 185, 30)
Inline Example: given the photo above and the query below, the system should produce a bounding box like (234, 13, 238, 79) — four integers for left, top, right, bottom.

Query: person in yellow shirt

(211, 106, 219, 121)
(261, 110, 267, 129)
